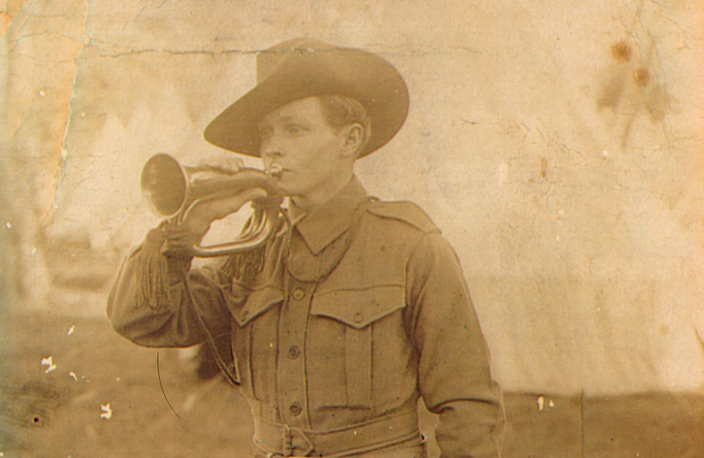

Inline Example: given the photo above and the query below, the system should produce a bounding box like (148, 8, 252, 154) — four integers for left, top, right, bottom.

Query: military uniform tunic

(107, 176, 504, 457)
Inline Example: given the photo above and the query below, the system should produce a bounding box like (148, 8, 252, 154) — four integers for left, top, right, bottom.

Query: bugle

(140, 153, 284, 257)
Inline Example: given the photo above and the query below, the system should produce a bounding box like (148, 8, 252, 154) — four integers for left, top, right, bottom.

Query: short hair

(317, 95, 372, 157)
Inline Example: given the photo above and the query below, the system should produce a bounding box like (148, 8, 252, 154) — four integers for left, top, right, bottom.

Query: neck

(290, 172, 353, 217)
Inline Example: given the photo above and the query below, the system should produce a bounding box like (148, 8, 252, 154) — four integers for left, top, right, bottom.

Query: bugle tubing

(140, 153, 283, 257)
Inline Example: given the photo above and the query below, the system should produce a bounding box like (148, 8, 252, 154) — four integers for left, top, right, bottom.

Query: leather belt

(252, 409, 422, 457)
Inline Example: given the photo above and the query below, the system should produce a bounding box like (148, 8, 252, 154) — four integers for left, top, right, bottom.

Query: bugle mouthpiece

(267, 164, 283, 178)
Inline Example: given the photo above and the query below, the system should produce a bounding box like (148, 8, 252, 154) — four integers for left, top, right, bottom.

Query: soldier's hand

(181, 188, 268, 241)
(159, 219, 198, 256)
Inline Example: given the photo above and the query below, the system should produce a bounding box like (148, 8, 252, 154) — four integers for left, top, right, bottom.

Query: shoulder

(365, 199, 441, 234)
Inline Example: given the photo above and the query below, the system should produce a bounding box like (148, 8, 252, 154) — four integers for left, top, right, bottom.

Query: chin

(275, 180, 296, 197)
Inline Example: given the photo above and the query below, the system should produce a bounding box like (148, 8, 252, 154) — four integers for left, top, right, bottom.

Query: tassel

(219, 243, 267, 286)
(219, 212, 280, 286)
(134, 226, 171, 310)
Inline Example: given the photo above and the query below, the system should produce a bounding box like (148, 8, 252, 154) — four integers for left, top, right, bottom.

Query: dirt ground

(1, 312, 702, 458)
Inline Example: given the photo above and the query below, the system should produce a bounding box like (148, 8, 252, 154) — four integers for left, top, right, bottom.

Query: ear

(338, 123, 364, 159)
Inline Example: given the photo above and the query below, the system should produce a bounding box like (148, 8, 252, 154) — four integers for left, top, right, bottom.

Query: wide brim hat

(203, 38, 409, 158)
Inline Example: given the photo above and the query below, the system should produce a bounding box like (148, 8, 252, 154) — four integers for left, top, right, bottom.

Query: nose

(261, 149, 284, 162)
(260, 140, 285, 178)
(260, 136, 285, 160)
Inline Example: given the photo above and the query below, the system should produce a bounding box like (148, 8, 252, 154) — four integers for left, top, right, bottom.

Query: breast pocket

(229, 286, 283, 401)
(308, 285, 405, 409)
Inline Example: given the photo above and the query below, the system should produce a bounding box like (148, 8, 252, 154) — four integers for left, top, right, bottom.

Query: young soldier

(108, 38, 504, 458)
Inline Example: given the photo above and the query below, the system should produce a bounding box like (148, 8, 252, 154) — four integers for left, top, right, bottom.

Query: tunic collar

(290, 176, 368, 255)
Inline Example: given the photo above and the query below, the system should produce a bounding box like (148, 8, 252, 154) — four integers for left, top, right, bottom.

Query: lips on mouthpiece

(267, 164, 283, 178)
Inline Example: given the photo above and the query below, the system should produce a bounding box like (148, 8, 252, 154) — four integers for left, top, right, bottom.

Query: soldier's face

(258, 97, 350, 204)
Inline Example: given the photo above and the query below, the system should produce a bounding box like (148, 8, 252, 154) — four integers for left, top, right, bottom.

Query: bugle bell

(140, 153, 284, 257)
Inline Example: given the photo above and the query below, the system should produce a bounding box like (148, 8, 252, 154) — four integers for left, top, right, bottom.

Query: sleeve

(405, 232, 505, 458)
(106, 226, 232, 348)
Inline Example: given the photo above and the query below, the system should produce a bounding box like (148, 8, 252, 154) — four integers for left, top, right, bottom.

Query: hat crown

(256, 38, 334, 84)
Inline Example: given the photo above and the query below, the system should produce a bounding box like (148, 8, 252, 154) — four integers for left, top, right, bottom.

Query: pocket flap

(310, 285, 405, 329)
(231, 286, 283, 327)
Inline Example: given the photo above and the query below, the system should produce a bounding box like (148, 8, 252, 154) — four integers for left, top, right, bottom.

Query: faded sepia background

(1, 0, 703, 457)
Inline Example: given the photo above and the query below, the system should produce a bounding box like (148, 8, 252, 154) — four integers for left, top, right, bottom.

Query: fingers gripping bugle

(140, 153, 284, 257)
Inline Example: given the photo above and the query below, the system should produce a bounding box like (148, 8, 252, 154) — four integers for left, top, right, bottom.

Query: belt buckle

(282, 424, 293, 457)
(281, 424, 313, 457)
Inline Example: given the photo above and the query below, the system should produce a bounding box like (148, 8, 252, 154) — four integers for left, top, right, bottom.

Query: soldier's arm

(106, 224, 231, 348)
(405, 232, 505, 458)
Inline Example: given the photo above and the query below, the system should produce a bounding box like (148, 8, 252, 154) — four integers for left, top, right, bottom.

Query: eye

(286, 125, 303, 136)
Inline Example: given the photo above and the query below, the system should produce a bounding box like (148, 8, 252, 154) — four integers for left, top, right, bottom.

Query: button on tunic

(107, 176, 504, 457)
